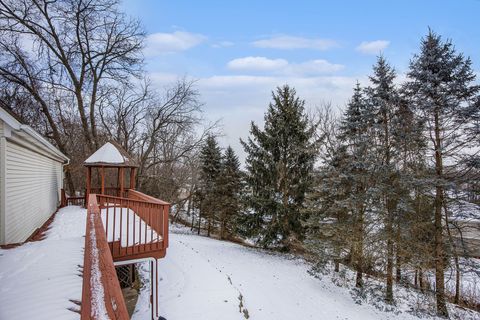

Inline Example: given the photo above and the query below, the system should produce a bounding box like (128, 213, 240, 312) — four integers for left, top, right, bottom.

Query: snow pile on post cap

(84, 142, 127, 164)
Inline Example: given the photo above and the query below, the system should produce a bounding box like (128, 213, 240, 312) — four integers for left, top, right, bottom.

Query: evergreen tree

(306, 144, 352, 274)
(199, 135, 223, 237)
(241, 85, 317, 249)
(406, 30, 480, 317)
(338, 82, 375, 288)
(391, 94, 430, 288)
(217, 146, 243, 240)
(365, 56, 399, 302)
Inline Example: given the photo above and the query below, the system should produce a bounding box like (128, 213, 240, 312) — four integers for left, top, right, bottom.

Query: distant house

(0, 107, 69, 245)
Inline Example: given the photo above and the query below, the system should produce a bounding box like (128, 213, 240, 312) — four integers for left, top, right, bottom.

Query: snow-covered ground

(0, 206, 86, 320)
(132, 224, 480, 320)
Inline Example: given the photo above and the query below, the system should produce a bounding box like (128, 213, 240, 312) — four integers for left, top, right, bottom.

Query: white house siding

(4, 139, 64, 244)
(0, 121, 4, 244)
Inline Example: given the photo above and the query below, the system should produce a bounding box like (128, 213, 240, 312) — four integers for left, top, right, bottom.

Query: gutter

(20, 125, 69, 163)
(1, 107, 69, 164)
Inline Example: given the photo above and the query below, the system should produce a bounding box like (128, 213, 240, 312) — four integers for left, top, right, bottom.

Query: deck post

(119, 167, 124, 197)
(130, 167, 136, 190)
(86, 167, 91, 207)
(101, 166, 105, 195)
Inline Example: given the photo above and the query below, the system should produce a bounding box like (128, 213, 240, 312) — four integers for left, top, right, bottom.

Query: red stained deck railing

(90, 187, 129, 198)
(81, 194, 129, 320)
(96, 193, 169, 262)
(67, 196, 86, 206)
(80, 190, 170, 319)
(60, 188, 86, 207)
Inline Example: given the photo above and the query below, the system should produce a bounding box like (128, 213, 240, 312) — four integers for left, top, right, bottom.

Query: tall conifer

(241, 85, 316, 249)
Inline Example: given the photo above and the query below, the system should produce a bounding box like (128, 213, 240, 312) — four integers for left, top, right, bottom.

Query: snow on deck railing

(96, 191, 170, 262)
(81, 194, 129, 320)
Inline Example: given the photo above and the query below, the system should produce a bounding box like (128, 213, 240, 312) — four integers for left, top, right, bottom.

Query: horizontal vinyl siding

(0, 121, 4, 244)
(5, 140, 62, 243)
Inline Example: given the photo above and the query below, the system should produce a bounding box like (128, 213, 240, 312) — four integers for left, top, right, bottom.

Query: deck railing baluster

(126, 199, 130, 256)
(90, 192, 169, 261)
(119, 203, 123, 258)
(149, 203, 153, 252)
(132, 200, 136, 253)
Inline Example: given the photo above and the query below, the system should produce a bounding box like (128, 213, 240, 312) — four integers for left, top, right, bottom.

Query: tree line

(188, 31, 479, 318)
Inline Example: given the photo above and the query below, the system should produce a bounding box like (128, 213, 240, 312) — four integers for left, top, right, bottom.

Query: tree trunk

(433, 110, 448, 317)
(419, 268, 424, 292)
(355, 202, 364, 288)
(383, 108, 394, 303)
(65, 169, 76, 195)
(188, 197, 195, 231)
(386, 234, 394, 303)
(414, 269, 418, 288)
(444, 203, 461, 304)
(386, 194, 394, 303)
(197, 208, 202, 235)
(395, 229, 402, 282)
(207, 210, 211, 237)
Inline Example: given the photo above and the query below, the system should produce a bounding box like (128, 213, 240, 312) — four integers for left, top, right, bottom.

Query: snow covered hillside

(133, 225, 480, 320)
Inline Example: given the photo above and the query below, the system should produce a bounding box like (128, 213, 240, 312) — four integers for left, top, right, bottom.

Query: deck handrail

(127, 190, 169, 250)
(89, 187, 128, 198)
(97, 193, 169, 262)
(81, 194, 129, 320)
(128, 189, 170, 205)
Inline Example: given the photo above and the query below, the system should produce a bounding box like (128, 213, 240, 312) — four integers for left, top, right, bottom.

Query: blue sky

(122, 0, 480, 159)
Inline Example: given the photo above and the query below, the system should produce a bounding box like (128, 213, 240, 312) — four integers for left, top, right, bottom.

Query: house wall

(0, 121, 65, 245)
(0, 120, 4, 244)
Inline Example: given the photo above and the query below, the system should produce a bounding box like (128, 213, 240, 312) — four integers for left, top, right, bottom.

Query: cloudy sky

(122, 0, 480, 161)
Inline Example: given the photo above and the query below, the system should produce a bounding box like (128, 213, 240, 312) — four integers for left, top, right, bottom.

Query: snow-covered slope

(134, 225, 465, 320)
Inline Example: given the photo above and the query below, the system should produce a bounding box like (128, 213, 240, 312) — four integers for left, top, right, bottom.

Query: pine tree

(406, 30, 480, 317)
(306, 143, 352, 274)
(241, 85, 317, 249)
(217, 146, 243, 240)
(199, 135, 223, 237)
(338, 82, 374, 288)
(365, 56, 399, 303)
(391, 94, 429, 287)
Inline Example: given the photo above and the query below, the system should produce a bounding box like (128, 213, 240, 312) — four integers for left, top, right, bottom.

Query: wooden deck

(79, 189, 170, 320)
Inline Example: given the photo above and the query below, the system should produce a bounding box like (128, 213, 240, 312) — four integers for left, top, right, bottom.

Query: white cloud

(145, 31, 207, 56)
(355, 40, 390, 54)
(196, 74, 359, 163)
(211, 41, 234, 48)
(226, 56, 344, 75)
(252, 35, 338, 50)
(148, 72, 358, 164)
(227, 56, 289, 71)
(287, 59, 344, 75)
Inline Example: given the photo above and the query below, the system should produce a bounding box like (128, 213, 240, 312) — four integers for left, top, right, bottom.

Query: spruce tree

(365, 56, 399, 303)
(241, 85, 316, 249)
(338, 82, 374, 288)
(306, 143, 352, 274)
(393, 92, 430, 288)
(199, 135, 223, 237)
(217, 146, 243, 240)
(406, 30, 480, 317)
